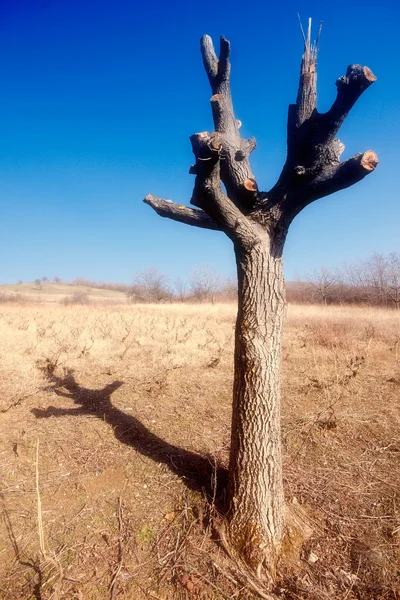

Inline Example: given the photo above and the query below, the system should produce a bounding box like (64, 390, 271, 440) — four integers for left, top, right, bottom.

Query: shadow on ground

(31, 370, 228, 503)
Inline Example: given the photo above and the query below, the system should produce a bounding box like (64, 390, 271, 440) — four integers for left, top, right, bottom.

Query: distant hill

(0, 283, 128, 304)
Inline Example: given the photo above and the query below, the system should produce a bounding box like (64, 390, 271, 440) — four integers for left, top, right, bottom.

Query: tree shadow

(31, 370, 228, 505)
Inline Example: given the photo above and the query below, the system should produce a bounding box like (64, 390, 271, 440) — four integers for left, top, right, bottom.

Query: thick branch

(321, 64, 377, 138)
(143, 194, 221, 231)
(199, 35, 259, 210)
(190, 132, 261, 247)
(308, 150, 379, 202)
(201, 35, 231, 96)
(200, 35, 219, 84)
(202, 36, 235, 134)
(270, 24, 378, 229)
(263, 149, 379, 225)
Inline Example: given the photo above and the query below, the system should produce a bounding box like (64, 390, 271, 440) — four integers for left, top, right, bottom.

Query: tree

(220, 276, 238, 301)
(361, 252, 388, 305)
(144, 21, 378, 583)
(361, 252, 400, 309)
(174, 277, 188, 303)
(189, 265, 221, 303)
(386, 252, 400, 309)
(130, 268, 170, 303)
(306, 266, 340, 305)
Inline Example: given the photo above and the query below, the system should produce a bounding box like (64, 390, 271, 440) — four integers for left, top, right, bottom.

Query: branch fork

(144, 18, 378, 246)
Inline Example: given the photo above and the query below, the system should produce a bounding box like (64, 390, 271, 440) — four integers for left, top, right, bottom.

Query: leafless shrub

(78, 336, 94, 358)
(0, 292, 28, 304)
(95, 316, 113, 339)
(219, 278, 237, 301)
(189, 266, 222, 304)
(305, 266, 344, 305)
(128, 268, 171, 303)
(174, 277, 188, 302)
(61, 292, 91, 306)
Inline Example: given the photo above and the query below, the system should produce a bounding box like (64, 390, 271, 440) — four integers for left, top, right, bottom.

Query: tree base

(280, 500, 314, 572)
(214, 501, 313, 598)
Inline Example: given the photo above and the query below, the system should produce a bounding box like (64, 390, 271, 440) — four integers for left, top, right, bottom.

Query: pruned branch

(201, 35, 231, 96)
(190, 132, 261, 248)
(143, 194, 221, 231)
(199, 35, 259, 210)
(268, 19, 378, 224)
(309, 150, 379, 201)
(200, 35, 219, 84)
(321, 64, 377, 139)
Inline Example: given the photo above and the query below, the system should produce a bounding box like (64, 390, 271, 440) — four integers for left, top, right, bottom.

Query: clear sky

(0, 0, 398, 284)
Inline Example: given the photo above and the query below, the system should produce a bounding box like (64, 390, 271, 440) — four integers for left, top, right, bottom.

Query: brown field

(0, 302, 399, 599)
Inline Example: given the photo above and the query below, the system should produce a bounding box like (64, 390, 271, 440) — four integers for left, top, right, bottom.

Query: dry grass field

(0, 301, 399, 599)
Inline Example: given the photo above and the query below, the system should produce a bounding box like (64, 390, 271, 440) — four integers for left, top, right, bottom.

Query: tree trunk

(227, 238, 286, 578)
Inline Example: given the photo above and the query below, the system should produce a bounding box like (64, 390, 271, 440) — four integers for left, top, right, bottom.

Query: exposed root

(278, 501, 314, 575)
(212, 501, 313, 599)
(214, 520, 278, 600)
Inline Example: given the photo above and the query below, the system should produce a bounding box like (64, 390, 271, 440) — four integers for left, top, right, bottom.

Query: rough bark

(144, 18, 378, 587)
(228, 240, 285, 580)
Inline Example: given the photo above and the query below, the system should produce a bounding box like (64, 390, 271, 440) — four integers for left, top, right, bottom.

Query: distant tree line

(126, 267, 236, 303)
(293, 252, 400, 309)
(23, 252, 399, 307)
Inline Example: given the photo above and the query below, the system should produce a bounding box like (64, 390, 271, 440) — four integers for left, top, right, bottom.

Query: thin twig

(36, 439, 64, 600)
(297, 13, 306, 45)
(109, 496, 124, 600)
(186, 564, 234, 600)
(36, 439, 46, 558)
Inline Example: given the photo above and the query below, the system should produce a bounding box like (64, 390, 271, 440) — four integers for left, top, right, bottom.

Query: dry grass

(0, 302, 399, 599)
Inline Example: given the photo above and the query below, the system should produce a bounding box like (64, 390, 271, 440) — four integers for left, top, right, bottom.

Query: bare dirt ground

(0, 302, 399, 599)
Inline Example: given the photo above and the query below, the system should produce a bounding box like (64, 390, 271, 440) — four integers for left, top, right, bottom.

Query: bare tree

(361, 252, 400, 308)
(386, 252, 400, 309)
(189, 266, 221, 303)
(220, 277, 238, 301)
(144, 21, 378, 581)
(130, 268, 170, 303)
(361, 252, 388, 305)
(33, 278, 42, 291)
(306, 266, 340, 305)
(174, 277, 188, 302)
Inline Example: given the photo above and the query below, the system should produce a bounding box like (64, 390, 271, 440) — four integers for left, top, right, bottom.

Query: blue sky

(0, 0, 398, 284)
